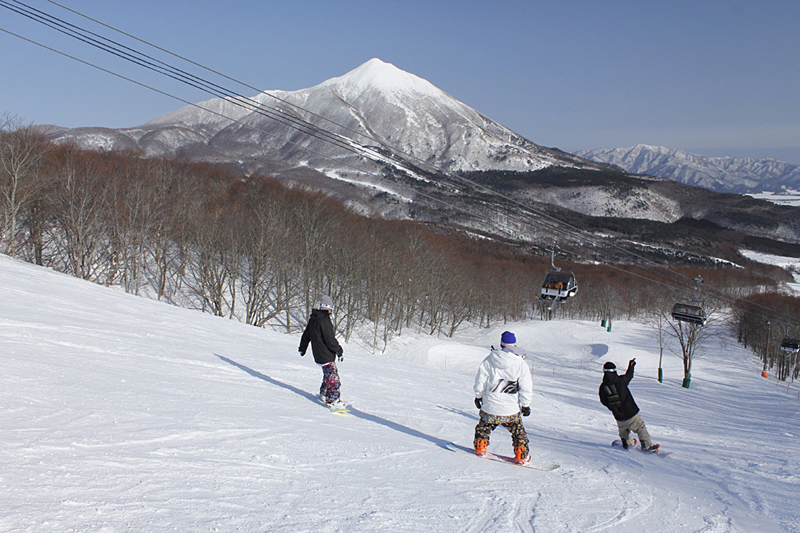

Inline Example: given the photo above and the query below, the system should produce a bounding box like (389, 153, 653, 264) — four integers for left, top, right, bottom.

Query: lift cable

(3, 5, 799, 330)
(38, 0, 703, 286)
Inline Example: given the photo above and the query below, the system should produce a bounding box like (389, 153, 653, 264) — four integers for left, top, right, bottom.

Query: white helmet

(318, 295, 334, 311)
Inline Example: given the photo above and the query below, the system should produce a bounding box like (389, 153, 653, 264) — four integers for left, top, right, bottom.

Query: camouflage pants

(474, 410, 529, 456)
(616, 413, 653, 449)
(320, 362, 341, 403)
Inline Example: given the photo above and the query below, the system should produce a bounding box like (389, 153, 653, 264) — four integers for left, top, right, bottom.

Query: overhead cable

(3, 1, 798, 329)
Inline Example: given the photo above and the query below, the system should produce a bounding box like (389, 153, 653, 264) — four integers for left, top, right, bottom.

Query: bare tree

(106, 155, 163, 294)
(667, 307, 715, 388)
(185, 204, 238, 317)
(647, 310, 670, 383)
(236, 179, 299, 326)
(143, 160, 201, 301)
(733, 293, 800, 381)
(292, 194, 336, 317)
(48, 147, 112, 281)
(0, 116, 51, 257)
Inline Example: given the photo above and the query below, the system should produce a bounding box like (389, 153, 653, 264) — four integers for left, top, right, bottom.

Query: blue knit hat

(501, 331, 516, 345)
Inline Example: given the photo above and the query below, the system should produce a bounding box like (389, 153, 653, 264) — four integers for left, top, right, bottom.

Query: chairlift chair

(540, 271, 578, 301)
(539, 244, 577, 312)
(671, 302, 707, 326)
(780, 337, 800, 353)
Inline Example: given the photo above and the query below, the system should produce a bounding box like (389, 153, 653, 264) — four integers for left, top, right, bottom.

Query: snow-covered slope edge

(1, 254, 797, 532)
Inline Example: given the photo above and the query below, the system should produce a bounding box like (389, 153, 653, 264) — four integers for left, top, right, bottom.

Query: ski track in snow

(1, 254, 799, 532)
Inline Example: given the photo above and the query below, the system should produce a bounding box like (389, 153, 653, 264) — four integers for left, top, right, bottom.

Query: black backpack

(602, 384, 621, 410)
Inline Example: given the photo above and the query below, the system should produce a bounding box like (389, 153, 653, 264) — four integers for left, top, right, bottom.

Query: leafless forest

(2, 120, 799, 372)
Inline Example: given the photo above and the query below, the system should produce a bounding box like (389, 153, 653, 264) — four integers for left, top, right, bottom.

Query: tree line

(1, 117, 793, 354)
(733, 293, 800, 382)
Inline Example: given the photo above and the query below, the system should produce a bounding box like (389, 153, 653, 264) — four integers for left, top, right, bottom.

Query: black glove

(337, 351, 344, 362)
(299, 348, 305, 356)
(628, 358, 636, 368)
(474, 397, 482, 409)
(521, 406, 531, 417)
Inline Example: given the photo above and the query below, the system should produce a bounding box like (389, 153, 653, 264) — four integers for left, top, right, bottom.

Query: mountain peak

(319, 58, 443, 99)
(50, 57, 599, 183)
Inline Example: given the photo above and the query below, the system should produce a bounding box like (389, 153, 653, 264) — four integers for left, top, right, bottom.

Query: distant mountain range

(48, 60, 800, 202)
(576, 144, 800, 195)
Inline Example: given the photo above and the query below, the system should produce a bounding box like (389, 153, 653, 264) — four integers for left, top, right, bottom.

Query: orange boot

(514, 446, 530, 465)
(474, 439, 488, 456)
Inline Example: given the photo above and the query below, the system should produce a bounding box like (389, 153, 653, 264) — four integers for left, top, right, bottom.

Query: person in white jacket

(473, 331, 533, 464)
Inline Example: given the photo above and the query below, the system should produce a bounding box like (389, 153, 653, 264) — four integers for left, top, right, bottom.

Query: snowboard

(320, 398, 351, 416)
(445, 441, 560, 471)
(611, 439, 669, 456)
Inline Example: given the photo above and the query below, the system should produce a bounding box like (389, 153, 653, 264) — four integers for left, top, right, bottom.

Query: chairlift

(671, 276, 707, 326)
(540, 271, 578, 300)
(539, 244, 578, 305)
(671, 302, 707, 326)
(780, 337, 800, 353)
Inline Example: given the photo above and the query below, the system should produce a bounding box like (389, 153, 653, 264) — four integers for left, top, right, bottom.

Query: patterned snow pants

(616, 413, 653, 449)
(320, 362, 341, 403)
(474, 410, 529, 456)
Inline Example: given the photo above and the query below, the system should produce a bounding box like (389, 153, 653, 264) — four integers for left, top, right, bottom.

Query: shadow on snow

(216, 354, 449, 449)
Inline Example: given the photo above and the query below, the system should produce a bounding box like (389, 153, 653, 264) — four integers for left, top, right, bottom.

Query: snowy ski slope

(1, 254, 798, 532)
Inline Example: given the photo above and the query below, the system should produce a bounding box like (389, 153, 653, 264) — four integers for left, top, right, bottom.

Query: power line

(3, 2, 799, 330)
(0, 4, 762, 296)
(0, 0, 375, 159)
(35, 0, 639, 265)
(5, 1, 634, 264)
(0, 5, 748, 269)
(0, 26, 556, 254)
(2, 1, 595, 258)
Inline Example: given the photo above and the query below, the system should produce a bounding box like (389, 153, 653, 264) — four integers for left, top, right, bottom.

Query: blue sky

(2, 0, 799, 164)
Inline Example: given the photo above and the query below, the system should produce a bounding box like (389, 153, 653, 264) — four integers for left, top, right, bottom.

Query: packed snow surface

(740, 250, 800, 295)
(749, 190, 800, 207)
(1, 254, 799, 532)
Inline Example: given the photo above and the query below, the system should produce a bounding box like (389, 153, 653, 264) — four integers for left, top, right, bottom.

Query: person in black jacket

(599, 359, 659, 452)
(299, 295, 345, 410)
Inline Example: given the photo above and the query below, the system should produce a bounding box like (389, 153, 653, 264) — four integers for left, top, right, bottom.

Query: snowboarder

(473, 331, 533, 465)
(599, 359, 659, 453)
(299, 295, 345, 410)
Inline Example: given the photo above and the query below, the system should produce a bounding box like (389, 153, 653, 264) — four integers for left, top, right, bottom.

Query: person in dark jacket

(299, 295, 345, 410)
(599, 359, 659, 452)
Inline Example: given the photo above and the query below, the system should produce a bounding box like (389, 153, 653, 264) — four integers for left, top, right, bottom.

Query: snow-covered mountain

(51, 58, 597, 180)
(576, 144, 800, 195)
(45, 61, 800, 252)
